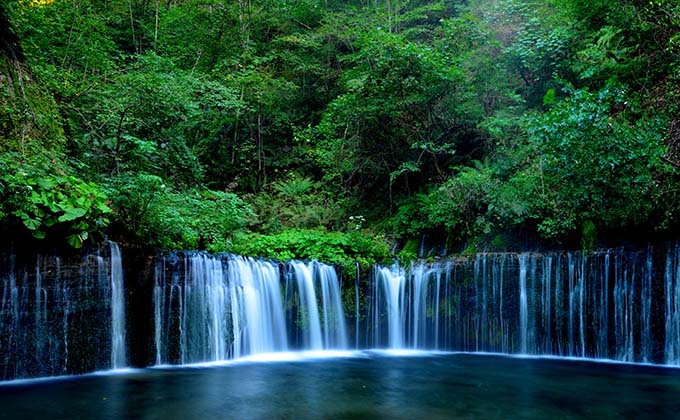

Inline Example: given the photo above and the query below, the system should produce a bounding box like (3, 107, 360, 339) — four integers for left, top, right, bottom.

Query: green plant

(581, 220, 597, 251)
(106, 173, 255, 251)
(231, 228, 391, 273)
(0, 154, 111, 247)
(249, 174, 348, 233)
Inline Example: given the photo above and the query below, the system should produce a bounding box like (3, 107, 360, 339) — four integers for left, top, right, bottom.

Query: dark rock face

(0, 247, 113, 380)
(0, 3, 24, 62)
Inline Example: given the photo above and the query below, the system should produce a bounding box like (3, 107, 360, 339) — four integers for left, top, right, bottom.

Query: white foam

(0, 367, 143, 387)
(152, 350, 366, 369)
(449, 351, 680, 369)
(364, 348, 449, 357)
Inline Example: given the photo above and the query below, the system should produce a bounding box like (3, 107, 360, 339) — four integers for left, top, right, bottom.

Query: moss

(490, 234, 509, 251)
(581, 220, 597, 251)
(0, 55, 66, 156)
(461, 241, 478, 256)
(396, 237, 419, 264)
(401, 238, 420, 255)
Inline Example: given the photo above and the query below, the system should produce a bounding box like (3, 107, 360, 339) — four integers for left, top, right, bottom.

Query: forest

(1, 0, 680, 264)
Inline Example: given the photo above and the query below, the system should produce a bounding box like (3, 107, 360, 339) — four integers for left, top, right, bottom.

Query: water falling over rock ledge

(367, 248, 680, 364)
(3, 243, 680, 381)
(0, 242, 126, 380)
(153, 252, 348, 365)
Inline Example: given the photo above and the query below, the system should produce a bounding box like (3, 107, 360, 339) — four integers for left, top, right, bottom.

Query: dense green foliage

(232, 228, 391, 272)
(2, 0, 680, 257)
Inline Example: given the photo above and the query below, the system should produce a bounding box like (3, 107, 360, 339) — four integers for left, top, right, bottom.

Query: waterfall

(34, 257, 46, 369)
(316, 262, 348, 349)
(153, 252, 284, 364)
(0, 246, 119, 380)
(58, 257, 71, 373)
(567, 254, 576, 356)
(365, 247, 680, 366)
(578, 255, 586, 357)
(554, 254, 563, 355)
(474, 255, 483, 351)
(153, 254, 348, 365)
(412, 264, 429, 348)
(290, 261, 323, 350)
(376, 265, 406, 348)
(371, 262, 450, 350)
(355, 263, 360, 349)
(285, 260, 348, 350)
(595, 252, 609, 357)
(181, 254, 227, 362)
(541, 255, 552, 354)
(614, 253, 634, 362)
(154, 253, 229, 364)
(153, 257, 164, 365)
(641, 251, 653, 362)
(10, 243, 680, 379)
(519, 254, 528, 354)
(110, 242, 127, 369)
(229, 256, 288, 358)
(434, 268, 441, 349)
(665, 246, 680, 364)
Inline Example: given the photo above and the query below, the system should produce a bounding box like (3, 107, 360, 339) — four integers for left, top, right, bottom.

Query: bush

(0, 153, 111, 247)
(106, 173, 254, 252)
(231, 228, 391, 272)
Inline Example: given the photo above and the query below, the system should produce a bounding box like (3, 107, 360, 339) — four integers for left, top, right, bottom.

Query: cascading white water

(34, 257, 46, 367)
(377, 265, 406, 348)
(578, 255, 586, 357)
(567, 254, 576, 356)
(372, 262, 449, 350)
(290, 261, 323, 350)
(554, 254, 563, 355)
(497, 255, 508, 353)
(286, 260, 348, 350)
(229, 256, 288, 358)
(595, 252, 609, 357)
(109, 242, 127, 369)
(474, 255, 482, 351)
(153, 254, 348, 364)
(316, 262, 348, 349)
(443, 262, 452, 349)
(641, 252, 653, 362)
(174, 254, 227, 363)
(12, 243, 680, 378)
(411, 264, 429, 348)
(665, 246, 680, 364)
(519, 254, 528, 354)
(614, 253, 634, 362)
(355, 263, 360, 349)
(365, 247, 680, 365)
(541, 255, 552, 354)
(57, 257, 71, 373)
(0, 248, 118, 380)
(433, 269, 441, 349)
(153, 258, 164, 365)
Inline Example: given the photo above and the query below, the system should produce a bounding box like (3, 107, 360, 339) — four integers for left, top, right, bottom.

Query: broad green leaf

(58, 207, 87, 222)
(22, 217, 41, 231)
(67, 234, 84, 249)
(36, 178, 54, 189)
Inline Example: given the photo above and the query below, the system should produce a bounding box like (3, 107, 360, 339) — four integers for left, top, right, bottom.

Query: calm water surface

(1, 352, 679, 419)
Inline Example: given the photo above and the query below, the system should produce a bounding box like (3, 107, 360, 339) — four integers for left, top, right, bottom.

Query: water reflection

(1, 353, 679, 420)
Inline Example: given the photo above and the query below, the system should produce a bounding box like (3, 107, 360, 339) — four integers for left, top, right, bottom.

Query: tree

(314, 28, 471, 208)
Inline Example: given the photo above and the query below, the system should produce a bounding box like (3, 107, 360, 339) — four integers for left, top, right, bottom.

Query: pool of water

(1, 351, 679, 419)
